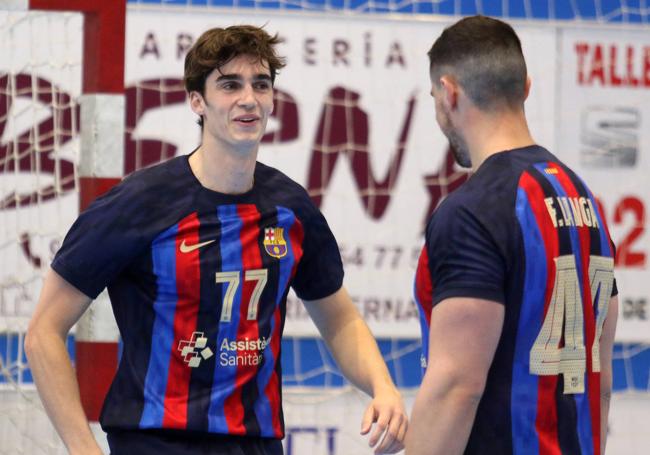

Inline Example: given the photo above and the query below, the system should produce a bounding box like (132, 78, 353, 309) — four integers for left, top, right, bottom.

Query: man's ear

(189, 91, 205, 116)
(524, 76, 532, 101)
(439, 75, 459, 111)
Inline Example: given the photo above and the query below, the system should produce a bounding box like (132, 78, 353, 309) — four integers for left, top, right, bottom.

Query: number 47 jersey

(52, 154, 344, 439)
(414, 145, 617, 455)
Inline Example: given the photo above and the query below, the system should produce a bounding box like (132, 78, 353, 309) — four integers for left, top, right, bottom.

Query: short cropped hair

(184, 24, 286, 96)
(427, 15, 527, 111)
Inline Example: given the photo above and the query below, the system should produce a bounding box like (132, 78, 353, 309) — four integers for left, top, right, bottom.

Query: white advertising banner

(1, 12, 645, 342)
(125, 10, 557, 338)
(558, 26, 650, 342)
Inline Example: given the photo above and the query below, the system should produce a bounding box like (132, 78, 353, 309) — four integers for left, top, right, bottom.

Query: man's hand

(361, 385, 408, 454)
(303, 288, 407, 453)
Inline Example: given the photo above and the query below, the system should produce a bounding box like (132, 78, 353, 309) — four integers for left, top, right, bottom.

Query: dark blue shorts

(107, 429, 284, 455)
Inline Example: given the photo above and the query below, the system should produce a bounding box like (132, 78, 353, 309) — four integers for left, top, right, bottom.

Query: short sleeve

(609, 238, 618, 297)
(427, 202, 506, 306)
(51, 179, 147, 299)
(291, 204, 344, 301)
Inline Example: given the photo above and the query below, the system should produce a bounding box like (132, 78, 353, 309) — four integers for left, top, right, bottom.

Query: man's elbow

(24, 331, 38, 368)
(24, 321, 44, 362)
(424, 367, 487, 406)
(601, 386, 612, 403)
(600, 368, 613, 398)
(24, 319, 54, 363)
(451, 377, 486, 405)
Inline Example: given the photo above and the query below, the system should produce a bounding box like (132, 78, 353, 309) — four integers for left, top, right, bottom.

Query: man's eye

(222, 82, 239, 90)
(255, 82, 271, 90)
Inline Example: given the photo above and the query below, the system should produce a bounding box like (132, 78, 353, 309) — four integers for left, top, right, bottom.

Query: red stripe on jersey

(519, 171, 561, 455)
(414, 246, 433, 325)
(224, 205, 263, 434)
(550, 163, 600, 453)
(163, 213, 202, 428)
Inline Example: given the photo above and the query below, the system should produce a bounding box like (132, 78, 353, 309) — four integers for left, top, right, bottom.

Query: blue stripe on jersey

(513, 187, 543, 455)
(582, 184, 612, 258)
(413, 283, 430, 374)
(208, 205, 244, 433)
(140, 223, 179, 428)
(254, 206, 296, 436)
(534, 165, 595, 455)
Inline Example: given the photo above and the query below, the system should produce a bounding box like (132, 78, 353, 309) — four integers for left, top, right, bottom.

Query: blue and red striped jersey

(414, 145, 616, 455)
(52, 154, 343, 439)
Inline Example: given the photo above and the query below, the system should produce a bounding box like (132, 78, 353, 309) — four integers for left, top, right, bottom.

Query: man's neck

(466, 109, 535, 171)
(189, 137, 257, 194)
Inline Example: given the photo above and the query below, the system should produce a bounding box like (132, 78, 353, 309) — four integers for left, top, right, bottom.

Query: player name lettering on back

(543, 196, 600, 229)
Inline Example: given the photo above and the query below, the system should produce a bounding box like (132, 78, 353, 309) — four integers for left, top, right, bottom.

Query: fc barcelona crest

(263, 227, 288, 258)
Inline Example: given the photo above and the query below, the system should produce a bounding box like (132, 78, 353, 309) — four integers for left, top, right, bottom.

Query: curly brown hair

(184, 24, 286, 97)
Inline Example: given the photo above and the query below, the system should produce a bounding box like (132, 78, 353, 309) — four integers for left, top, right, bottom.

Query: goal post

(35, 0, 126, 423)
(30, 0, 126, 424)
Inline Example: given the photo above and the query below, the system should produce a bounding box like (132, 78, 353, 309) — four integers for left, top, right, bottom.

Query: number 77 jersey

(414, 145, 617, 455)
(51, 155, 344, 440)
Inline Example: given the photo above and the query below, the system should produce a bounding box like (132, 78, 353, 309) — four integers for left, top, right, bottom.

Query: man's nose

(238, 84, 256, 107)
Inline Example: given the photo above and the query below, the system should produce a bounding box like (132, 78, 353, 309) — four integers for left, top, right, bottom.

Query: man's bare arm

(24, 269, 102, 455)
(303, 287, 407, 454)
(599, 295, 618, 455)
(405, 297, 504, 455)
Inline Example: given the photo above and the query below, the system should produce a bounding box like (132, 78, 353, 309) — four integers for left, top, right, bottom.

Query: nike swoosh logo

(179, 239, 216, 253)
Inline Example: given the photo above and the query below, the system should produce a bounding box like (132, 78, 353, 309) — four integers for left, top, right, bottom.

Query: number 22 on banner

(529, 255, 614, 394)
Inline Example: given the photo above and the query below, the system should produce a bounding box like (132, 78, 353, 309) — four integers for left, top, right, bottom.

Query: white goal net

(0, 10, 82, 454)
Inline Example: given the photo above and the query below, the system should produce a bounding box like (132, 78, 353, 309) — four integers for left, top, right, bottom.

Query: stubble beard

(438, 103, 471, 169)
(447, 131, 472, 169)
